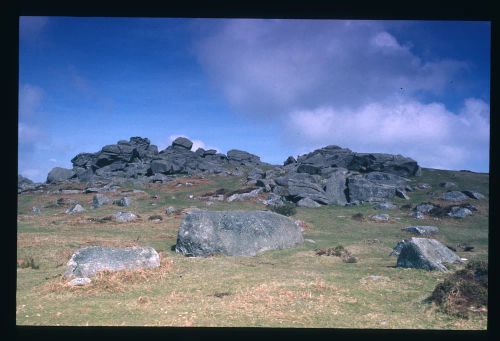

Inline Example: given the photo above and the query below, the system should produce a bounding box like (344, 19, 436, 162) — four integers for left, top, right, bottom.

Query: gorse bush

(429, 260, 488, 318)
(270, 202, 297, 216)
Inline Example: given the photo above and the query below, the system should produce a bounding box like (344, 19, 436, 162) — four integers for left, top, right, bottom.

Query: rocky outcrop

(175, 210, 304, 257)
(47, 167, 75, 183)
(63, 246, 160, 279)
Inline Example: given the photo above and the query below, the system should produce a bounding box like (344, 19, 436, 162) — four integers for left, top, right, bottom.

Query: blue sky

(19, 17, 490, 182)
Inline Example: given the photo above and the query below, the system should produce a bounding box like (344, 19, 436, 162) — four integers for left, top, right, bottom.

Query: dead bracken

(315, 246, 358, 263)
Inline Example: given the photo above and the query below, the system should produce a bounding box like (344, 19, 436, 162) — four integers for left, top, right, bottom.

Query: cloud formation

(195, 19, 489, 171)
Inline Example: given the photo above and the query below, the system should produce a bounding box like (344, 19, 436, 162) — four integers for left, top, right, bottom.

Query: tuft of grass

(351, 213, 365, 221)
(17, 255, 39, 269)
(428, 261, 488, 318)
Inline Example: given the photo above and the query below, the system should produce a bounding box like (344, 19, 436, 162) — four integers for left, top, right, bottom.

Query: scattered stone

(462, 190, 485, 200)
(148, 215, 163, 222)
(448, 206, 473, 219)
(32, 207, 41, 214)
(439, 182, 458, 190)
(64, 246, 160, 279)
(56, 198, 80, 207)
(417, 183, 431, 189)
(373, 202, 397, 210)
(441, 191, 469, 202)
(175, 210, 304, 257)
(226, 188, 263, 202)
(369, 213, 390, 222)
(297, 197, 322, 208)
(113, 197, 131, 207)
(402, 225, 439, 235)
(92, 194, 111, 208)
(60, 189, 81, 194)
(415, 202, 437, 214)
(110, 211, 138, 222)
(68, 277, 92, 286)
(165, 206, 177, 216)
(304, 239, 316, 244)
(396, 237, 463, 271)
(65, 204, 86, 214)
(410, 211, 425, 219)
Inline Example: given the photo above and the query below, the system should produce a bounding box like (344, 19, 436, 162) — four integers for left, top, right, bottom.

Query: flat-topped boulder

(63, 246, 160, 279)
(396, 237, 462, 271)
(172, 137, 193, 150)
(175, 210, 304, 257)
(227, 149, 261, 165)
(441, 191, 469, 202)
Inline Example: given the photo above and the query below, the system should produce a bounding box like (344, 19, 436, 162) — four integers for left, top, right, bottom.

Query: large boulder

(348, 153, 420, 177)
(92, 194, 111, 208)
(172, 137, 193, 150)
(396, 238, 462, 271)
(227, 149, 261, 165)
(346, 175, 396, 202)
(175, 210, 304, 257)
(63, 246, 160, 279)
(47, 167, 75, 183)
(462, 190, 485, 200)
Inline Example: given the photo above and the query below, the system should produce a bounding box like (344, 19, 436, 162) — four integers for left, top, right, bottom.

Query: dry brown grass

(39, 254, 174, 295)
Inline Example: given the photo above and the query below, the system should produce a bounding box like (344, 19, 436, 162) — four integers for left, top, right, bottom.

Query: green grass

(16, 168, 488, 328)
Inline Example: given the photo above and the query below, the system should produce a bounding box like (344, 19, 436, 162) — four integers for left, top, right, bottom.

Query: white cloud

(286, 98, 489, 171)
(49, 158, 57, 163)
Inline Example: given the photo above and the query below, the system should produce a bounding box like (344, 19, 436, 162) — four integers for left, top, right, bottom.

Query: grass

(16, 169, 488, 328)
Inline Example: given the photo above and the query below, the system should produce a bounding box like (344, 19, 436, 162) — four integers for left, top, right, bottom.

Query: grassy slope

(16, 169, 488, 328)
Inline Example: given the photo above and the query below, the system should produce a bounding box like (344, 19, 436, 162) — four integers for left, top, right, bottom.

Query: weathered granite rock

(395, 189, 410, 200)
(396, 237, 462, 271)
(447, 206, 473, 218)
(68, 277, 92, 286)
(65, 204, 86, 214)
(92, 194, 111, 208)
(227, 149, 261, 165)
(439, 182, 458, 189)
(172, 137, 193, 150)
(441, 191, 469, 202)
(165, 206, 177, 216)
(227, 188, 263, 202)
(324, 168, 348, 205)
(284, 156, 296, 166)
(111, 211, 138, 222)
(402, 226, 439, 236)
(64, 246, 160, 279)
(47, 167, 75, 183)
(347, 176, 396, 202)
(297, 198, 322, 208)
(263, 193, 285, 208)
(414, 202, 437, 214)
(390, 239, 409, 256)
(369, 213, 390, 222)
(410, 211, 425, 219)
(462, 190, 485, 200)
(286, 173, 330, 204)
(113, 197, 131, 207)
(175, 210, 304, 257)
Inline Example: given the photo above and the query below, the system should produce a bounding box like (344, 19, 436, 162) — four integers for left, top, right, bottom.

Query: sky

(19, 17, 490, 182)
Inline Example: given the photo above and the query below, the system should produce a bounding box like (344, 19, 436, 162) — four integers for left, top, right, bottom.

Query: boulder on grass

(175, 210, 304, 257)
(111, 211, 138, 222)
(402, 226, 439, 236)
(63, 246, 160, 279)
(462, 190, 485, 200)
(441, 191, 469, 202)
(396, 237, 463, 271)
(92, 194, 111, 208)
(297, 197, 322, 208)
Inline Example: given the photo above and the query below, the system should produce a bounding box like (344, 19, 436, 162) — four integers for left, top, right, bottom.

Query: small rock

(92, 194, 111, 208)
(32, 207, 41, 214)
(369, 213, 390, 222)
(113, 197, 131, 207)
(402, 225, 439, 235)
(110, 211, 138, 222)
(297, 198, 322, 208)
(417, 183, 431, 189)
(166, 206, 177, 215)
(305, 239, 316, 244)
(447, 206, 473, 218)
(439, 182, 458, 190)
(441, 191, 469, 202)
(68, 277, 92, 286)
(65, 204, 86, 214)
(148, 215, 163, 222)
(410, 211, 425, 219)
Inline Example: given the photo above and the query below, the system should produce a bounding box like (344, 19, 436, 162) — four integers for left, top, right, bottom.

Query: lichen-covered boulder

(175, 210, 304, 257)
(396, 237, 462, 271)
(63, 246, 160, 279)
